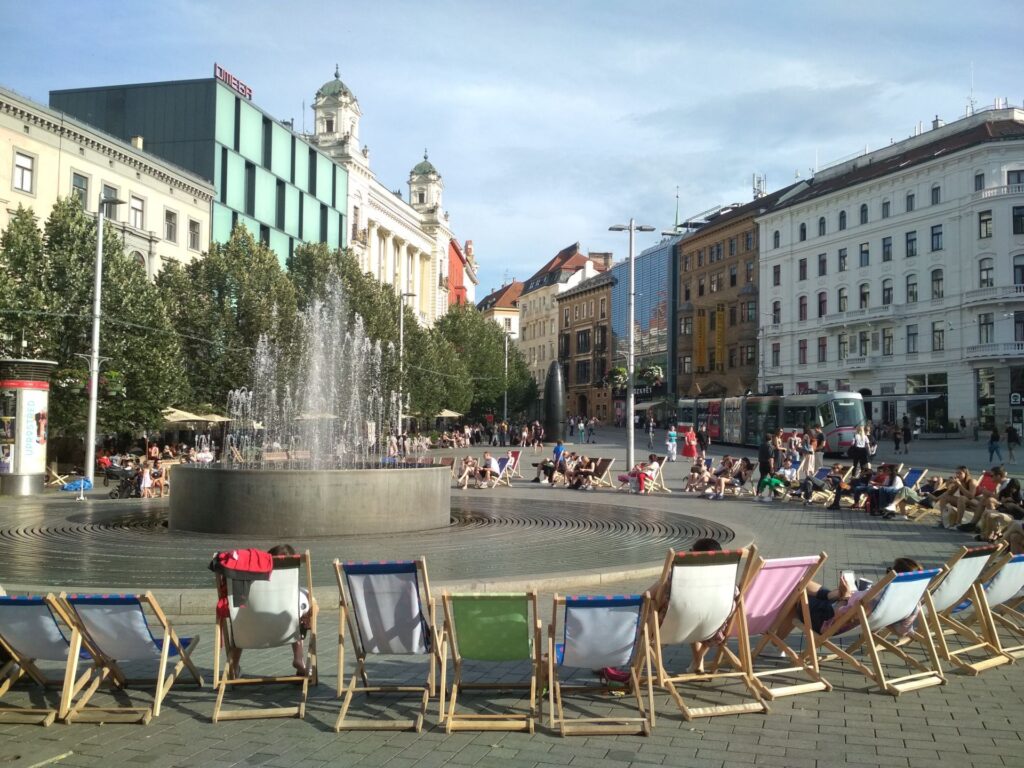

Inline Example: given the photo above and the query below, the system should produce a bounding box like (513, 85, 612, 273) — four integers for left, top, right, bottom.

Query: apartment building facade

(556, 272, 614, 421)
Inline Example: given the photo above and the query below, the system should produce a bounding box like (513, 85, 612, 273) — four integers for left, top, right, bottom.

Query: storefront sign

(1011, 392, 1022, 406)
(214, 63, 253, 100)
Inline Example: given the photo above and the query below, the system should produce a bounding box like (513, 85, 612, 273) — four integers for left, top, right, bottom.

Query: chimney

(931, 115, 945, 130)
(588, 251, 613, 269)
(130, 135, 144, 150)
(464, 240, 474, 262)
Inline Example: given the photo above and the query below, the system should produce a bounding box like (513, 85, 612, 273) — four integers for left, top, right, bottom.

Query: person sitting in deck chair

(474, 451, 500, 487)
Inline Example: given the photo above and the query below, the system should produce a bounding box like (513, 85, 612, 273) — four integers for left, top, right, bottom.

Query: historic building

(311, 68, 463, 324)
(1, 86, 214, 278)
(447, 239, 478, 307)
(477, 280, 523, 339)
(758, 106, 1024, 432)
(518, 243, 611, 396)
(556, 272, 614, 421)
(50, 69, 347, 270)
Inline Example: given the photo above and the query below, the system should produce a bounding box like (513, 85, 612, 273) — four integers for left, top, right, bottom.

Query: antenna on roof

(966, 61, 977, 117)
(674, 185, 680, 229)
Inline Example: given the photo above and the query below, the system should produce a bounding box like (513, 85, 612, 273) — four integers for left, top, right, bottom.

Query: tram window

(819, 403, 834, 426)
(831, 399, 864, 427)
(678, 405, 694, 423)
(783, 406, 818, 429)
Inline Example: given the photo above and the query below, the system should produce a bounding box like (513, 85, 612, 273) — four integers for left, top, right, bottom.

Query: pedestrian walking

(696, 423, 710, 463)
(989, 425, 1003, 463)
(1006, 422, 1019, 463)
(901, 417, 912, 455)
(646, 416, 656, 450)
(665, 425, 678, 462)
(893, 425, 902, 454)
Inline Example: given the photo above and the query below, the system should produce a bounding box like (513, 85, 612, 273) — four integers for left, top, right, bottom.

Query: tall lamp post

(503, 331, 512, 422)
(609, 219, 654, 472)
(84, 195, 124, 487)
(396, 292, 416, 434)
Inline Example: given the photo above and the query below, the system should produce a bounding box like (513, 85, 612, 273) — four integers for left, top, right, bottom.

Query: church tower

(408, 150, 443, 213)
(312, 65, 366, 168)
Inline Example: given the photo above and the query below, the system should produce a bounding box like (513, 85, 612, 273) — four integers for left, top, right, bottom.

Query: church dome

(317, 65, 354, 100)
(411, 150, 438, 177)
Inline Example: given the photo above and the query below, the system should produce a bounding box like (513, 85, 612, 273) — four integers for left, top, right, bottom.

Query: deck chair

(648, 457, 672, 494)
(46, 463, 69, 487)
(711, 553, 831, 700)
(900, 467, 928, 492)
(920, 544, 1008, 673)
(488, 457, 513, 488)
(333, 559, 443, 732)
(57, 592, 202, 723)
(441, 592, 542, 733)
(212, 550, 317, 722)
(945, 552, 1024, 668)
(439, 456, 456, 478)
(0, 594, 89, 726)
(808, 568, 945, 696)
(547, 594, 654, 736)
(509, 449, 524, 479)
(591, 458, 615, 488)
(649, 547, 768, 722)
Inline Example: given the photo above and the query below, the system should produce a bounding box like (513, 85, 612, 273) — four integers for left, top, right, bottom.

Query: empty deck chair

(920, 544, 1007, 673)
(591, 458, 615, 488)
(649, 547, 768, 722)
(807, 568, 945, 696)
(509, 449, 524, 479)
(212, 550, 317, 722)
(333, 559, 443, 732)
(946, 551, 1024, 668)
(439, 456, 456, 479)
(58, 592, 202, 723)
(712, 553, 831, 700)
(547, 594, 654, 736)
(0, 594, 87, 726)
(441, 592, 542, 733)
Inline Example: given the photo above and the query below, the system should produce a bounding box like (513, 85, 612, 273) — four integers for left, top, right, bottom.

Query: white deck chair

(333, 558, 443, 732)
(57, 592, 202, 723)
(212, 550, 317, 722)
(547, 593, 654, 736)
(712, 553, 831, 699)
(920, 544, 1009, 673)
(809, 568, 945, 696)
(649, 547, 768, 722)
(0, 595, 90, 726)
(949, 552, 1024, 666)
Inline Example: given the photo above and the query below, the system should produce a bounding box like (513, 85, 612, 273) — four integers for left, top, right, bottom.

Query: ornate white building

(311, 67, 460, 324)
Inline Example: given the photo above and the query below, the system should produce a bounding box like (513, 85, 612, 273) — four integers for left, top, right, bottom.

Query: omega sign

(214, 63, 253, 100)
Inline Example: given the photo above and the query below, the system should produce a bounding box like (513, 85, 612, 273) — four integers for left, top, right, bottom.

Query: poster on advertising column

(0, 389, 15, 475)
(18, 387, 48, 475)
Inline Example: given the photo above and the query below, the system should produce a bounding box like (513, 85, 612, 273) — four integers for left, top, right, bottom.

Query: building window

(931, 185, 941, 205)
(575, 360, 591, 384)
(773, 230, 780, 249)
(838, 334, 848, 360)
(906, 324, 918, 354)
(71, 172, 89, 207)
(931, 268, 944, 299)
(683, 255, 690, 272)
(859, 243, 869, 267)
(798, 339, 808, 365)
(729, 237, 736, 256)
(930, 224, 942, 251)
(979, 258, 994, 288)
(772, 264, 781, 286)
(710, 272, 720, 293)
(504, 317, 512, 330)
(683, 356, 692, 374)
(1013, 206, 1024, 235)
(683, 281, 691, 301)
(838, 211, 847, 230)
(906, 274, 918, 303)
(813, 336, 825, 362)
(859, 204, 868, 225)
(729, 264, 737, 287)
(817, 291, 827, 317)
(573, 305, 580, 321)
(708, 349, 717, 370)
(799, 223, 807, 242)
(728, 347, 737, 368)
(978, 313, 994, 344)
(682, 316, 693, 335)
(164, 209, 177, 242)
(188, 219, 201, 250)
(576, 329, 591, 354)
(906, 192, 915, 212)
(817, 253, 827, 276)
(745, 231, 754, 250)
(771, 343, 780, 367)
(818, 217, 826, 236)
(563, 308, 569, 328)
(129, 195, 145, 229)
(798, 258, 807, 281)
(729, 305, 737, 326)
(858, 331, 869, 356)
(745, 260, 754, 283)
(697, 249, 704, 267)
(882, 328, 893, 356)
(837, 287, 848, 313)
(978, 210, 992, 239)
(932, 321, 944, 351)
(838, 248, 847, 272)
(1009, 170, 1024, 186)
(798, 295, 808, 321)
(905, 230, 917, 257)
(975, 172, 985, 191)
(771, 301, 781, 325)
(599, 297, 606, 319)
(859, 283, 870, 309)
(13, 151, 34, 193)
(881, 278, 893, 306)
(698, 276, 706, 296)
(745, 302, 756, 322)
(882, 236, 892, 262)
(881, 200, 890, 219)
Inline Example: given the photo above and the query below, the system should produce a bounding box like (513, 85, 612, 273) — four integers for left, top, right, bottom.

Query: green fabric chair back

(449, 594, 530, 661)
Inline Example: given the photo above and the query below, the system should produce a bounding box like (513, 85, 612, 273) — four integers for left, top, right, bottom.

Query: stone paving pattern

(2, 432, 1022, 767)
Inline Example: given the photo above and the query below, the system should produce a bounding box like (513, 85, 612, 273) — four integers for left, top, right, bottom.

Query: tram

(675, 391, 866, 455)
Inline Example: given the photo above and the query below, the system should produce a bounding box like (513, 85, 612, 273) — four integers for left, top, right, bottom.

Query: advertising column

(0, 359, 57, 496)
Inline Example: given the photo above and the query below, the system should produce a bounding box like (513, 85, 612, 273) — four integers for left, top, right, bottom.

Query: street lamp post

(397, 292, 416, 435)
(503, 331, 510, 423)
(84, 195, 124, 488)
(609, 219, 655, 472)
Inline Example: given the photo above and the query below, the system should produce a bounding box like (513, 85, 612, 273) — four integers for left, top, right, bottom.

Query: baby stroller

(106, 466, 140, 499)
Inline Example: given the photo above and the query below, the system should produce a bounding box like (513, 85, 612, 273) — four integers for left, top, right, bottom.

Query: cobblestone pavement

(2, 431, 1023, 767)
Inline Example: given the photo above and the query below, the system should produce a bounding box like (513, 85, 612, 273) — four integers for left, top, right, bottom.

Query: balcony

(843, 355, 873, 371)
(974, 183, 1024, 201)
(962, 284, 1024, 307)
(963, 341, 1024, 360)
(819, 303, 897, 328)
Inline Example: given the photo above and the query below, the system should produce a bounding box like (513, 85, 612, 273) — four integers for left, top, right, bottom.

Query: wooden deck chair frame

(919, 543, 1009, 674)
(0, 594, 87, 726)
(491, 455, 516, 488)
(808, 464, 853, 506)
(438, 456, 456, 479)
(711, 552, 832, 700)
(509, 449, 524, 479)
(648, 546, 768, 722)
(945, 551, 1024, 668)
(212, 550, 317, 722)
(591, 458, 615, 488)
(547, 593, 654, 736)
(808, 567, 946, 696)
(45, 463, 69, 488)
(441, 591, 542, 734)
(647, 456, 672, 494)
(333, 558, 443, 732)
(55, 592, 203, 724)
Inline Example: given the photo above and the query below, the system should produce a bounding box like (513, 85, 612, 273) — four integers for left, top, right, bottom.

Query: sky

(3, 1, 1023, 297)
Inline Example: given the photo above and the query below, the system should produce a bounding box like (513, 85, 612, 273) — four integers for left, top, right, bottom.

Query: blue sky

(3, 1, 1022, 296)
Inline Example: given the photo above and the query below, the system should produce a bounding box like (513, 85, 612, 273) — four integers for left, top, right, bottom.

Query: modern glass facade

(51, 78, 347, 266)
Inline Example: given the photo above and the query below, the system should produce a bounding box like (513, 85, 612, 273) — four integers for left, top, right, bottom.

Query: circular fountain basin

(169, 464, 451, 537)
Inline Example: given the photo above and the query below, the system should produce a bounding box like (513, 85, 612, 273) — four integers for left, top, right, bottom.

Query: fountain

(169, 278, 451, 537)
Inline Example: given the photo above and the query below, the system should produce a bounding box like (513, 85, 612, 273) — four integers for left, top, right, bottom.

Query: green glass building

(50, 76, 347, 265)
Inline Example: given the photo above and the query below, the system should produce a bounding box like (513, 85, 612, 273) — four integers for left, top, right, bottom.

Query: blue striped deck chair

(944, 551, 1024, 670)
(0, 594, 88, 726)
(808, 567, 945, 696)
(547, 594, 653, 736)
(332, 558, 442, 732)
(57, 592, 202, 723)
